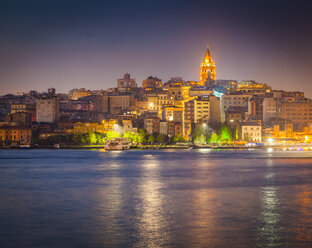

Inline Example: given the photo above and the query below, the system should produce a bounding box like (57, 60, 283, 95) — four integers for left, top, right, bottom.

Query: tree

(173, 134, 186, 143)
(148, 134, 155, 144)
(156, 133, 166, 144)
(218, 125, 232, 144)
(137, 129, 147, 144)
(192, 126, 206, 144)
(105, 131, 120, 141)
(208, 132, 219, 144)
(85, 132, 97, 144)
(123, 131, 139, 144)
(73, 133, 84, 144)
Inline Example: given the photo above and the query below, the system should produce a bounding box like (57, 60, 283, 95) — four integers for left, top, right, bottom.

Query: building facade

(36, 97, 60, 123)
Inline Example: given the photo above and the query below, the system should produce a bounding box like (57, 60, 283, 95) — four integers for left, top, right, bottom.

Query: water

(0, 149, 312, 248)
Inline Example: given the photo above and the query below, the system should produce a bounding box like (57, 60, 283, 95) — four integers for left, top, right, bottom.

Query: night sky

(1, 0, 312, 97)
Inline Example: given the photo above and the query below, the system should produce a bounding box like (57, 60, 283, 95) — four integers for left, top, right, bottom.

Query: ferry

(104, 138, 131, 150)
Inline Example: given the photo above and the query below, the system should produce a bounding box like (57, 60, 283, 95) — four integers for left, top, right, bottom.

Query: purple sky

(0, 0, 312, 97)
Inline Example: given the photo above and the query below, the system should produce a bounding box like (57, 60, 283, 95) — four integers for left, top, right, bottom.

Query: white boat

(105, 138, 131, 150)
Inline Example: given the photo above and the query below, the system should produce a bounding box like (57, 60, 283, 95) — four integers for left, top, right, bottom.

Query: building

(184, 97, 210, 124)
(36, 97, 60, 123)
(200, 44, 216, 85)
(94, 94, 135, 114)
(225, 107, 245, 127)
(159, 121, 168, 135)
(281, 101, 312, 131)
(0, 125, 32, 145)
(122, 119, 137, 133)
(144, 118, 160, 134)
(109, 94, 135, 114)
(68, 88, 92, 100)
(238, 122, 262, 142)
(73, 119, 117, 134)
(247, 96, 264, 121)
(4, 112, 32, 127)
(117, 73, 137, 89)
(162, 106, 183, 122)
(142, 76, 162, 90)
(263, 97, 279, 124)
(221, 93, 250, 122)
(10, 104, 36, 122)
(208, 95, 221, 123)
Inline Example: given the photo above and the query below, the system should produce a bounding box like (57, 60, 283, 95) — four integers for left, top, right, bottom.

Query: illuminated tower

(200, 44, 216, 85)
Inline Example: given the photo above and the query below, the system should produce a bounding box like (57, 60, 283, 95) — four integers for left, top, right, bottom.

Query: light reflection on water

(0, 149, 312, 247)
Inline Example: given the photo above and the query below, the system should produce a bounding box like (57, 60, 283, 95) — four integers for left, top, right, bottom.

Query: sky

(0, 0, 312, 97)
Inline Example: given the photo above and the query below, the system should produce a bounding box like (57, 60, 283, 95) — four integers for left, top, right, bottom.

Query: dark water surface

(1, 149, 312, 248)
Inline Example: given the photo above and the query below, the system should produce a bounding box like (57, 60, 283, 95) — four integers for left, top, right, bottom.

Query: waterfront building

(73, 119, 117, 134)
(36, 97, 60, 123)
(200, 44, 216, 85)
(0, 125, 32, 145)
(238, 122, 262, 142)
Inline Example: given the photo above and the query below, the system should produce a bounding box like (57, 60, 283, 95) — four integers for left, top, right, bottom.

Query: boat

(19, 141, 31, 149)
(54, 144, 60, 149)
(105, 138, 131, 150)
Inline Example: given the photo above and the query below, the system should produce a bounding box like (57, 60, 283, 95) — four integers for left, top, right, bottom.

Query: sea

(0, 149, 312, 247)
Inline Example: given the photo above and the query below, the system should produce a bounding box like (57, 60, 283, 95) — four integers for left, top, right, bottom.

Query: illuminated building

(68, 88, 92, 100)
(238, 80, 271, 91)
(200, 44, 216, 85)
(142, 76, 162, 90)
(117, 73, 137, 89)
(0, 125, 32, 145)
(36, 97, 60, 123)
(73, 119, 117, 134)
(162, 106, 183, 122)
(184, 98, 209, 124)
(238, 122, 262, 142)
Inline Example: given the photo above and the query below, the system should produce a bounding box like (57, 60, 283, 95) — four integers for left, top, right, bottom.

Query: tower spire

(200, 43, 216, 84)
(203, 44, 211, 63)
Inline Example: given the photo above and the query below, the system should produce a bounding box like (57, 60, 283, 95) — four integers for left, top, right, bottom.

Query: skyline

(1, 0, 312, 97)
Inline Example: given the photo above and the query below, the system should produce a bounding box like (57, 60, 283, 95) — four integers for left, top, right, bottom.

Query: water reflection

(257, 159, 281, 247)
(135, 155, 170, 247)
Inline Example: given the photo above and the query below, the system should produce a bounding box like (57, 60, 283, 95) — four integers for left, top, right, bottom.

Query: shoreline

(1, 144, 312, 150)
